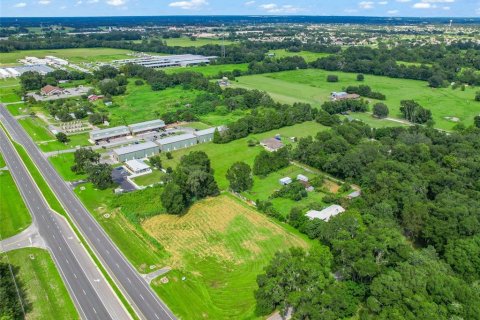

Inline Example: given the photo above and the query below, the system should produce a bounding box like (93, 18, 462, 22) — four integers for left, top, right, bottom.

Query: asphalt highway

(0, 106, 176, 320)
(0, 128, 128, 320)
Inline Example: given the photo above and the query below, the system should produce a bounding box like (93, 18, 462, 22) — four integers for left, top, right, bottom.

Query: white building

(305, 205, 345, 221)
(125, 159, 152, 175)
(279, 177, 292, 185)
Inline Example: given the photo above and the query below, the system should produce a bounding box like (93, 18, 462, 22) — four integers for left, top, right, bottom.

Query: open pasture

(234, 69, 479, 130)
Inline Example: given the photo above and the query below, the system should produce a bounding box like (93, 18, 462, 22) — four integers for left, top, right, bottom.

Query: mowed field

(0, 248, 79, 320)
(0, 153, 32, 238)
(0, 78, 22, 103)
(268, 49, 331, 62)
(0, 48, 135, 66)
(161, 121, 329, 190)
(145, 195, 310, 320)
(233, 69, 480, 130)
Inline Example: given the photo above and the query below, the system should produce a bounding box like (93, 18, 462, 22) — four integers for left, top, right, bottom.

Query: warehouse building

(113, 54, 216, 69)
(194, 127, 219, 143)
(113, 141, 160, 162)
(128, 119, 166, 135)
(89, 126, 130, 143)
(157, 133, 197, 152)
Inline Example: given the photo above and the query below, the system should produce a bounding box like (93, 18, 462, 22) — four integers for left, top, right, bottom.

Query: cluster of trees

(247, 56, 308, 74)
(215, 103, 315, 143)
(271, 181, 307, 201)
(252, 148, 290, 176)
(44, 99, 95, 122)
(399, 100, 433, 124)
(321, 98, 369, 115)
(345, 84, 386, 100)
(0, 262, 27, 319)
(19, 69, 88, 91)
(226, 162, 253, 193)
(161, 151, 219, 214)
(256, 122, 480, 319)
(71, 148, 113, 189)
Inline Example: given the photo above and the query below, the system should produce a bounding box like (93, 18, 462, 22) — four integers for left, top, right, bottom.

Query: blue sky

(3, 0, 480, 17)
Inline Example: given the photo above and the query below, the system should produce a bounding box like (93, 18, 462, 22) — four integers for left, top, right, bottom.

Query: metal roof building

(305, 205, 345, 221)
(194, 127, 218, 143)
(113, 54, 217, 69)
(157, 133, 197, 152)
(128, 119, 166, 134)
(89, 126, 130, 142)
(113, 141, 160, 162)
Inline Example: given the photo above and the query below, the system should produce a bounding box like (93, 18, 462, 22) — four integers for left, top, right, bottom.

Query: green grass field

(18, 117, 55, 143)
(74, 183, 167, 273)
(0, 48, 135, 66)
(0, 153, 32, 239)
(145, 195, 311, 319)
(110, 81, 201, 126)
(131, 170, 164, 187)
(39, 133, 91, 153)
(49, 153, 87, 181)
(161, 121, 328, 190)
(165, 63, 248, 77)
(233, 69, 480, 130)
(0, 248, 79, 320)
(268, 49, 331, 62)
(0, 78, 22, 103)
(164, 37, 234, 47)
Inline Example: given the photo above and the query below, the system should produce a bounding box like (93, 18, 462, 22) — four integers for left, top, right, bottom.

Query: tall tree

(226, 162, 253, 192)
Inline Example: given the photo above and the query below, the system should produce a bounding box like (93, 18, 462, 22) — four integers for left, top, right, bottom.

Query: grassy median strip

(0, 124, 139, 320)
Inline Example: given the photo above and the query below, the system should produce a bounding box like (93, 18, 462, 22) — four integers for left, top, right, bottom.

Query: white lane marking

(140, 294, 145, 301)
(73, 273, 77, 279)
(92, 307, 97, 314)
(127, 277, 131, 284)
(65, 259, 69, 264)
(155, 313, 160, 319)
(82, 289, 86, 295)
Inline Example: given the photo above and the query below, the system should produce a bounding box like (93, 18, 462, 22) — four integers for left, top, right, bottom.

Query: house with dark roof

(260, 138, 284, 152)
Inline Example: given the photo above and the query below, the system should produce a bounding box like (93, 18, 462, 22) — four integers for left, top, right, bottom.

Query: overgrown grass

(165, 63, 248, 77)
(48, 153, 87, 181)
(130, 170, 165, 187)
(233, 69, 480, 130)
(0, 248, 79, 320)
(0, 153, 32, 239)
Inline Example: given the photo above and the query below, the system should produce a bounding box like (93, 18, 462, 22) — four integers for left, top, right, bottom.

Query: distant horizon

(2, 0, 480, 19)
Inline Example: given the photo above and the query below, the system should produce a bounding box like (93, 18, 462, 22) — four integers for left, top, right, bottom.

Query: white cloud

(75, 1, 83, 6)
(442, 6, 450, 9)
(14, 2, 27, 7)
(88, 0, 99, 3)
(38, 0, 51, 5)
(378, 1, 388, 4)
(387, 9, 399, 13)
(245, 0, 255, 5)
(169, 0, 208, 10)
(259, 3, 302, 13)
(359, 1, 375, 9)
(106, 0, 126, 6)
(413, 2, 431, 8)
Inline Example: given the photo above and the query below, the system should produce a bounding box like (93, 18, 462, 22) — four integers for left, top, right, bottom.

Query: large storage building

(113, 54, 216, 69)
(113, 141, 160, 162)
(128, 119, 165, 135)
(157, 133, 197, 152)
(194, 127, 217, 143)
(90, 126, 130, 143)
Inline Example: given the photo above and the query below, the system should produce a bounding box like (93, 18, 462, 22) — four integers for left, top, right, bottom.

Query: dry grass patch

(324, 179, 341, 193)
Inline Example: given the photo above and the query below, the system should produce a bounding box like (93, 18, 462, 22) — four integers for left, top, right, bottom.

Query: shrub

(372, 103, 389, 118)
(327, 75, 339, 82)
(357, 74, 364, 81)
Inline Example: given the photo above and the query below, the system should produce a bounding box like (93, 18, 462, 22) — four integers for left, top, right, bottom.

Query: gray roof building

(90, 126, 130, 142)
(113, 141, 160, 162)
(194, 126, 223, 143)
(128, 119, 166, 134)
(113, 54, 217, 69)
(157, 133, 197, 152)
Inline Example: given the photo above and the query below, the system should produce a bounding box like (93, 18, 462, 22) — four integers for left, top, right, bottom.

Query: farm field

(233, 69, 480, 130)
(164, 37, 234, 47)
(0, 48, 136, 66)
(161, 121, 328, 190)
(145, 195, 311, 320)
(268, 49, 331, 62)
(0, 248, 79, 320)
(110, 81, 201, 126)
(0, 153, 32, 238)
(165, 63, 248, 77)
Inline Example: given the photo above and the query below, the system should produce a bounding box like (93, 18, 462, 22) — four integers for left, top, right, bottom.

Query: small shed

(279, 177, 292, 185)
(125, 159, 151, 175)
(347, 190, 361, 199)
(297, 174, 309, 182)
